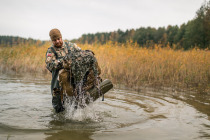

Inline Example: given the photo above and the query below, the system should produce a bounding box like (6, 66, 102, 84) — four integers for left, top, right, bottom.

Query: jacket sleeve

(66, 42, 81, 52)
(73, 43, 81, 50)
(45, 48, 63, 72)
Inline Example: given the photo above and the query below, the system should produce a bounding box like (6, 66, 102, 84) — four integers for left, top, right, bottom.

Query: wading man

(45, 28, 113, 113)
(45, 28, 82, 113)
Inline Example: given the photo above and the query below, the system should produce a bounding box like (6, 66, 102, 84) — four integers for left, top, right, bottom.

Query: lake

(0, 73, 209, 140)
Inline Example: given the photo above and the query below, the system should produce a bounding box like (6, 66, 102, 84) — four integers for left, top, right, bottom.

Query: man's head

(49, 28, 63, 47)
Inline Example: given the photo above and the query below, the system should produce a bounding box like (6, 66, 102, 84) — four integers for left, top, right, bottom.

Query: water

(0, 73, 209, 140)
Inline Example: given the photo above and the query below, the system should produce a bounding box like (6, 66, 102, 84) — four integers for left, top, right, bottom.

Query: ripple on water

(0, 74, 210, 140)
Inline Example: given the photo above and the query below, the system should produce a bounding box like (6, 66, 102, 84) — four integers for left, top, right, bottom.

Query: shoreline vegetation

(0, 42, 209, 94)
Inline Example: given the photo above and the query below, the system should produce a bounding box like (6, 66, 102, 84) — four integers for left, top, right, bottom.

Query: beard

(55, 41, 63, 47)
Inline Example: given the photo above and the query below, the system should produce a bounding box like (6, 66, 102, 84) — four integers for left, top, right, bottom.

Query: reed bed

(0, 42, 209, 93)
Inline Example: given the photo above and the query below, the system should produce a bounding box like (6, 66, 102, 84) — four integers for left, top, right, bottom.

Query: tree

(184, 1, 210, 49)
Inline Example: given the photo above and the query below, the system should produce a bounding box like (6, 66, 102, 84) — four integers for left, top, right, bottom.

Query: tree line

(0, 36, 46, 47)
(75, 1, 210, 50)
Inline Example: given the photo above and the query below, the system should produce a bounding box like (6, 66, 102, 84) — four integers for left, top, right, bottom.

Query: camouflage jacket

(45, 42, 81, 93)
(45, 42, 81, 72)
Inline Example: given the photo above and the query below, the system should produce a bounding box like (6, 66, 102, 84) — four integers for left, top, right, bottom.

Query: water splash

(62, 95, 100, 122)
(60, 74, 103, 122)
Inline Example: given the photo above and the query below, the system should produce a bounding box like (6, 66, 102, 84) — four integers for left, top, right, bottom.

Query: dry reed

(0, 42, 209, 93)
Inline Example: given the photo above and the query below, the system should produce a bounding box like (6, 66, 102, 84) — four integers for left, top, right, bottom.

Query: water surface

(0, 73, 209, 140)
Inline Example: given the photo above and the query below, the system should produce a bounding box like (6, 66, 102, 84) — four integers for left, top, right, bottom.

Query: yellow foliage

(0, 42, 209, 93)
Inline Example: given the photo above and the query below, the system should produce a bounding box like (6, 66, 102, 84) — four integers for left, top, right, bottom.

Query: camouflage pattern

(45, 42, 80, 73)
(59, 61, 101, 97)
(45, 42, 81, 91)
(45, 41, 102, 112)
(62, 42, 101, 99)
(45, 42, 81, 113)
(65, 46, 99, 84)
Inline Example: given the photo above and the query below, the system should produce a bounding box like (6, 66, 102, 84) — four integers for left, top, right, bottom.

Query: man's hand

(57, 59, 63, 70)
(63, 55, 71, 69)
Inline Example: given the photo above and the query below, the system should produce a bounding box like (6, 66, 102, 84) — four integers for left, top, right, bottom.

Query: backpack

(59, 42, 101, 99)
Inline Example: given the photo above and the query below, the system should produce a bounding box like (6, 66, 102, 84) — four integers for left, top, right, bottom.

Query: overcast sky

(0, 0, 205, 40)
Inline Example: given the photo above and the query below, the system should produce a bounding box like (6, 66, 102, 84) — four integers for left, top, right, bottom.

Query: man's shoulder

(46, 45, 59, 55)
(46, 45, 54, 52)
(64, 41, 81, 50)
(64, 41, 76, 47)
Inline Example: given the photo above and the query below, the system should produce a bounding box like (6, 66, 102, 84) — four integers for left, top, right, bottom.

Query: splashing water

(1, 73, 210, 140)
(60, 71, 104, 122)
(62, 94, 100, 122)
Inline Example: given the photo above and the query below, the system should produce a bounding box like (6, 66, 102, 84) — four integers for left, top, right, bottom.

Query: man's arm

(66, 42, 81, 52)
(72, 43, 81, 50)
(45, 48, 63, 72)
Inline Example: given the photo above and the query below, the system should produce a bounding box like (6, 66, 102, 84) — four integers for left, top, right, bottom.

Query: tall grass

(0, 43, 50, 73)
(0, 42, 209, 93)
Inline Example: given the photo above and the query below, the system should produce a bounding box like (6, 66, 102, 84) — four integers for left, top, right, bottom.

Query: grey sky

(0, 0, 205, 40)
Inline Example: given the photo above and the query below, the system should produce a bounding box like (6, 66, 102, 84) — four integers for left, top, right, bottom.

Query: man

(45, 28, 81, 113)
(46, 28, 113, 113)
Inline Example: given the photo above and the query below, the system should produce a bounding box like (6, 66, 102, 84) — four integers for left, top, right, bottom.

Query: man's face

(52, 37, 63, 47)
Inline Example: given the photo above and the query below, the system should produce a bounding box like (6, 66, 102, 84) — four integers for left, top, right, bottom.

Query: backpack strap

(50, 46, 58, 59)
(50, 42, 72, 60)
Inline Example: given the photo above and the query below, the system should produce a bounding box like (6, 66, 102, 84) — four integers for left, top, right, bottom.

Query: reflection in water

(0, 73, 209, 140)
(173, 92, 210, 118)
(45, 130, 93, 140)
